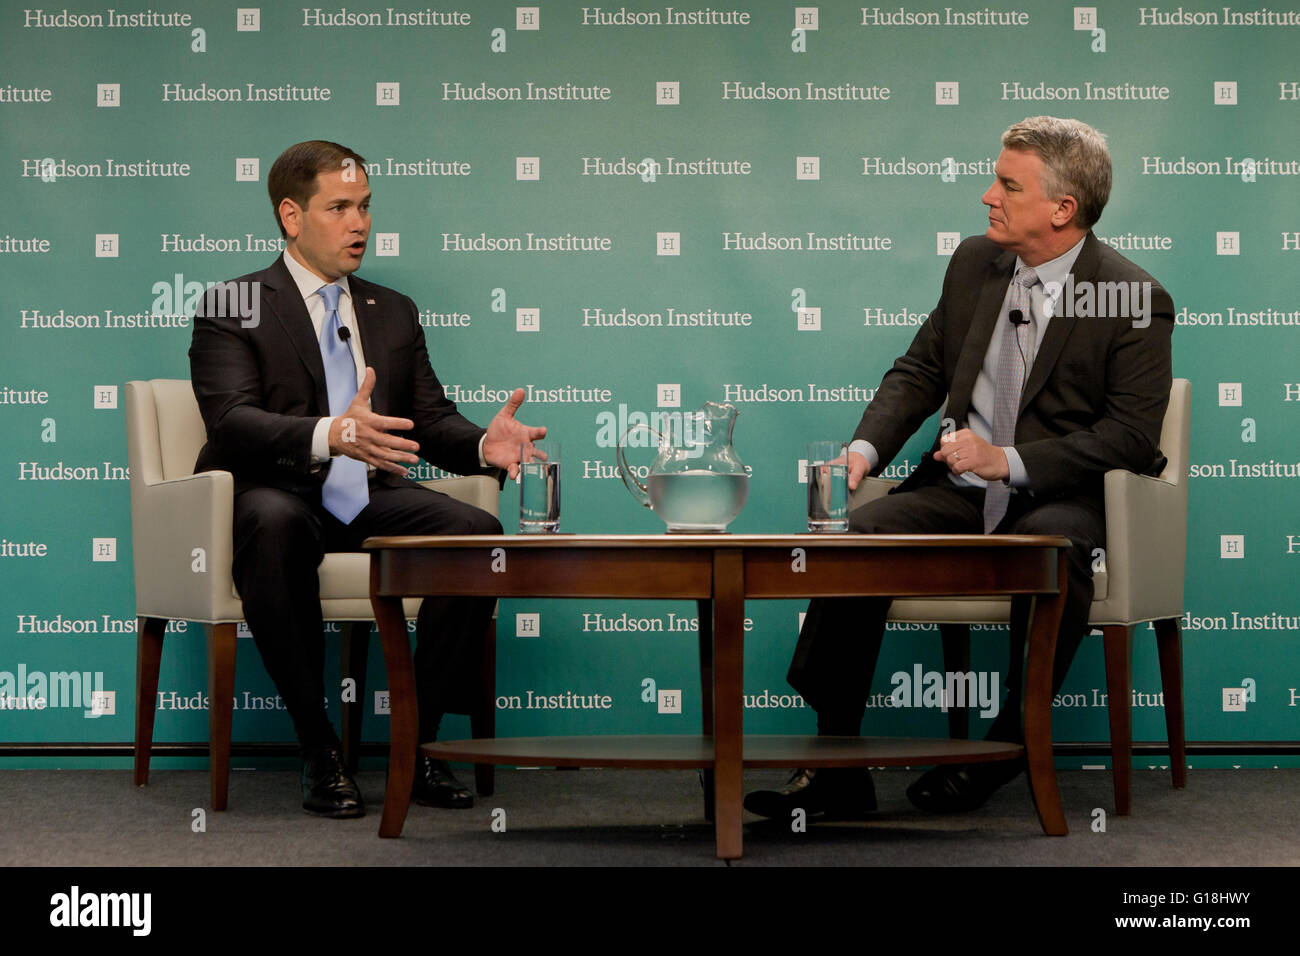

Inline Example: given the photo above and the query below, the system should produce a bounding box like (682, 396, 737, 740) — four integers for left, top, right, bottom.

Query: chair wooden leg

(939, 623, 971, 740)
(470, 615, 497, 797)
(205, 623, 238, 811)
(133, 617, 168, 787)
(1102, 624, 1134, 815)
(340, 622, 370, 774)
(1153, 617, 1187, 789)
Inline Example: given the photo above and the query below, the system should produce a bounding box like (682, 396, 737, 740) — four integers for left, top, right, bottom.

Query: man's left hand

(482, 387, 547, 479)
(933, 428, 1010, 481)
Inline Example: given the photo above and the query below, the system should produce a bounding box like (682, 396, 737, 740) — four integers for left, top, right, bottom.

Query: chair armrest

(129, 470, 242, 622)
(847, 475, 898, 511)
(419, 474, 501, 518)
(1099, 469, 1186, 623)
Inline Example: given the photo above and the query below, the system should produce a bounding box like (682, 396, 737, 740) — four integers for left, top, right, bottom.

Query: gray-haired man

(747, 117, 1174, 819)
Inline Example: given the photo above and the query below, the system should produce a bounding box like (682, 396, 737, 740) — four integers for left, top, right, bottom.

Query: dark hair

(267, 140, 367, 238)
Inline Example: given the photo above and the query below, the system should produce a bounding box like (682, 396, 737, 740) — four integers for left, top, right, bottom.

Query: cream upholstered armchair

(125, 379, 499, 809)
(849, 378, 1190, 814)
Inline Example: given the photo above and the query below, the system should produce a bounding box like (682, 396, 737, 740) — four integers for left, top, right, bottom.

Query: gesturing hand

(482, 387, 547, 479)
(328, 367, 420, 476)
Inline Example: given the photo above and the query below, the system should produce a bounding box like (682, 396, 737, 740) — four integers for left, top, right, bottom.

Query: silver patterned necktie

(317, 283, 370, 524)
(983, 266, 1038, 534)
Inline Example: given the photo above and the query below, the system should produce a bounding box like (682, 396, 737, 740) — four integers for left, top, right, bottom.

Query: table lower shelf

(424, 735, 1025, 769)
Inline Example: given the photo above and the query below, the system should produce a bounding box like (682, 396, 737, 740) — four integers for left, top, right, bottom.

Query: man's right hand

(327, 367, 420, 475)
(847, 450, 870, 491)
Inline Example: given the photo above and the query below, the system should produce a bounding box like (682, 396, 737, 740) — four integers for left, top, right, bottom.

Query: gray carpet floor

(1, 766, 1296, 866)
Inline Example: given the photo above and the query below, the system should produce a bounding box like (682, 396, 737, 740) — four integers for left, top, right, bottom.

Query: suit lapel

(264, 258, 329, 414)
(947, 247, 1016, 424)
(351, 280, 389, 415)
(1019, 232, 1096, 410)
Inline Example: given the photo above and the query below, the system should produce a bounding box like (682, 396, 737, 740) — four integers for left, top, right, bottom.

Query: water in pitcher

(646, 471, 748, 531)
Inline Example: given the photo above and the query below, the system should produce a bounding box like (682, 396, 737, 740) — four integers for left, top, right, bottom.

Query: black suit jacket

(853, 233, 1174, 504)
(189, 256, 490, 496)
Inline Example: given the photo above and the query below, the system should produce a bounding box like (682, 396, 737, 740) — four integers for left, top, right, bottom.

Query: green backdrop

(3, 0, 1298, 770)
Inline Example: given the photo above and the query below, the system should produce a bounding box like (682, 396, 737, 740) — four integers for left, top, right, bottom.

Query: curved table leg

(697, 598, 715, 823)
(1023, 550, 1068, 836)
(374, 594, 416, 838)
(712, 550, 744, 859)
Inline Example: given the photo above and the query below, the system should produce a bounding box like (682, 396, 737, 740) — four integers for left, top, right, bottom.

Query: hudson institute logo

(443, 384, 613, 404)
(25, 9, 191, 27)
(161, 82, 331, 102)
(580, 7, 752, 25)
(722, 231, 892, 251)
(1137, 7, 1300, 26)
(582, 156, 751, 178)
(582, 306, 752, 328)
(1174, 305, 1300, 327)
(22, 158, 191, 179)
(0, 235, 51, 252)
(1142, 155, 1299, 176)
(442, 82, 610, 101)
(495, 689, 613, 710)
(721, 80, 890, 100)
(300, 8, 471, 26)
(0, 84, 53, 102)
(862, 156, 995, 176)
(19, 307, 190, 330)
(1000, 80, 1170, 101)
(863, 305, 928, 326)
(442, 232, 612, 251)
(723, 383, 876, 403)
(860, 6, 1029, 25)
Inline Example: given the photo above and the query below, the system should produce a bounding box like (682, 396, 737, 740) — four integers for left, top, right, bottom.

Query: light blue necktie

(983, 266, 1038, 534)
(318, 283, 369, 524)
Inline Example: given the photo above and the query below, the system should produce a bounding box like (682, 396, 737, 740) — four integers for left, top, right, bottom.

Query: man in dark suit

(746, 116, 1174, 819)
(190, 140, 545, 818)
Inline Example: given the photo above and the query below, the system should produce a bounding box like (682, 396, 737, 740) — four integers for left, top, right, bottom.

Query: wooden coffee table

(366, 534, 1069, 859)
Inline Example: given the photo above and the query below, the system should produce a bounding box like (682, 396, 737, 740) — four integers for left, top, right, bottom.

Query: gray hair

(1002, 116, 1112, 229)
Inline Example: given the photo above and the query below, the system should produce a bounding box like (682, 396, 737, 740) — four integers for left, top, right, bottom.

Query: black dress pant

(787, 479, 1104, 741)
(232, 477, 501, 751)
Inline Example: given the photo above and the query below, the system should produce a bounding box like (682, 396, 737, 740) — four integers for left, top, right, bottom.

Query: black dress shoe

(906, 760, 1023, 814)
(412, 755, 473, 809)
(301, 746, 365, 818)
(743, 768, 877, 820)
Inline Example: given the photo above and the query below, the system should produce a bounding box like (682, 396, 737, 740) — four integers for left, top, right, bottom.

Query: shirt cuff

(1004, 447, 1029, 488)
(311, 417, 333, 464)
(478, 433, 489, 469)
(847, 439, 879, 475)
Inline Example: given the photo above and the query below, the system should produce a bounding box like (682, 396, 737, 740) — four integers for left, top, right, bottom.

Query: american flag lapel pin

(366, 298, 376, 305)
